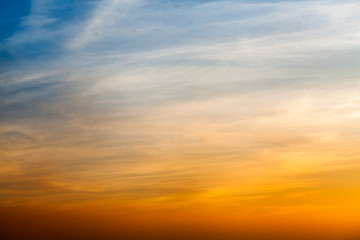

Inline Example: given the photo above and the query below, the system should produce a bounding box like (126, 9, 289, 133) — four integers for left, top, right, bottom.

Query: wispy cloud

(1, 1, 360, 224)
(68, 0, 141, 50)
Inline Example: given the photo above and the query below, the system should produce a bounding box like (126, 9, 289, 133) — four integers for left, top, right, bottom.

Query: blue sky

(1, 0, 318, 63)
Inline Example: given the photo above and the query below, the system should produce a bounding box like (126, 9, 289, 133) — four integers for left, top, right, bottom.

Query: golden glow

(2, 1, 360, 239)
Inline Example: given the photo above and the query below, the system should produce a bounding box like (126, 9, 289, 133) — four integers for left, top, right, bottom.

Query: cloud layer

(1, 1, 360, 232)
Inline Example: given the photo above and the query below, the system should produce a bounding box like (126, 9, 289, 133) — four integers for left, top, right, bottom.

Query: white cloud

(68, 0, 141, 50)
(2, 0, 360, 204)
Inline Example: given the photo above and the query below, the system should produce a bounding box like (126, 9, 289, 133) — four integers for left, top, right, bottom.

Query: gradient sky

(1, 0, 360, 239)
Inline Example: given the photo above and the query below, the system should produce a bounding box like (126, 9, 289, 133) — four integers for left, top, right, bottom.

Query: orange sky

(1, 0, 360, 239)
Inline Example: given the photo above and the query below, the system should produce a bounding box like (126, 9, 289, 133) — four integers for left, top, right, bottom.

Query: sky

(1, 0, 360, 239)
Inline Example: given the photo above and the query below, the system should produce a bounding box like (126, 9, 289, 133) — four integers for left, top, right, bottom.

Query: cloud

(68, 0, 141, 50)
(1, 0, 360, 218)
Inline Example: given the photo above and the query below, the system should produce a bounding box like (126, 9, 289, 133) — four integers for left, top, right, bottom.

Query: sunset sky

(1, 0, 360, 239)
